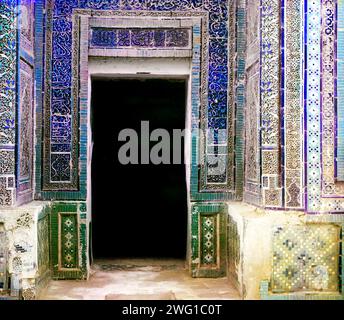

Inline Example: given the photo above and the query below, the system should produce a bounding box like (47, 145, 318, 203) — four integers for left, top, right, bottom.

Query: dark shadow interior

(91, 78, 188, 259)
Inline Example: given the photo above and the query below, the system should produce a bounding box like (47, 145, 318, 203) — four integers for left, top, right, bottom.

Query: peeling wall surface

(0, 0, 343, 300)
(0, 202, 51, 299)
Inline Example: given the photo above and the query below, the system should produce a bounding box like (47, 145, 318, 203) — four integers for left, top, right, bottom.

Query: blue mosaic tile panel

(0, 0, 16, 146)
(51, 153, 71, 182)
(0, 0, 17, 206)
(90, 28, 190, 48)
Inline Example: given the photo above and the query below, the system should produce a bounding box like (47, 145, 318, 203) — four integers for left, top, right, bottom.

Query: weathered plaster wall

(0, 202, 51, 299)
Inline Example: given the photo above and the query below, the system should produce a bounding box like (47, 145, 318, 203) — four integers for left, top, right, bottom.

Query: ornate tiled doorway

(90, 78, 188, 259)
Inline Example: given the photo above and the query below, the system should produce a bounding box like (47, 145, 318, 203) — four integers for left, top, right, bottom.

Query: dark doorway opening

(91, 78, 188, 260)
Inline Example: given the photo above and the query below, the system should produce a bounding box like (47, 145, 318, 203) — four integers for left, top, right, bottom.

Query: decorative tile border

(34, 0, 46, 200)
(284, 0, 303, 209)
(260, 0, 282, 208)
(244, 0, 261, 206)
(15, 0, 35, 206)
(0, 0, 17, 206)
(305, 0, 322, 212)
(337, 0, 344, 180)
(305, 0, 344, 212)
(234, 0, 246, 200)
(321, 0, 342, 198)
(17, 59, 34, 204)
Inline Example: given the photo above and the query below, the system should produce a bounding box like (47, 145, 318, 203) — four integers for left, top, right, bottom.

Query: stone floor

(39, 259, 241, 300)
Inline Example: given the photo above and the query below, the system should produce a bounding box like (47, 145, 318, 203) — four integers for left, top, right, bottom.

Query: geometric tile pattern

(60, 214, 78, 269)
(306, 0, 344, 212)
(244, 0, 260, 205)
(233, 0, 246, 199)
(0, 0, 16, 206)
(260, 0, 282, 208)
(284, 0, 303, 209)
(200, 215, 217, 266)
(337, 0, 344, 181)
(191, 203, 227, 278)
(272, 225, 340, 293)
(306, 0, 322, 212)
(321, 0, 340, 198)
(51, 202, 87, 279)
(245, 0, 304, 209)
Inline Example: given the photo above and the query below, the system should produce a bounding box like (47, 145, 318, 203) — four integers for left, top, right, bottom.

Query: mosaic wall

(260, 0, 282, 208)
(191, 203, 227, 278)
(17, 0, 35, 205)
(0, 0, 17, 206)
(338, 0, 344, 180)
(244, 0, 260, 205)
(271, 225, 341, 293)
(305, 0, 344, 212)
(35, 0, 242, 201)
(283, 0, 303, 209)
(233, 0, 245, 199)
(14, 0, 35, 205)
(17, 59, 34, 203)
(242, 0, 305, 209)
(51, 202, 87, 279)
(242, 0, 343, 211)
(0, 0, 342, 298)
(0, 0, 35, 206)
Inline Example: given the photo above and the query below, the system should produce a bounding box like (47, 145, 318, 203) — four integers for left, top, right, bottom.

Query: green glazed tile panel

(228, 215, 240, 288)
(60, 214, 79, 269)
(51, 202, 87, 279)
(200, 214, 218, 266)
(37, 210, 50, 277)
(191, 203, 227, 278)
